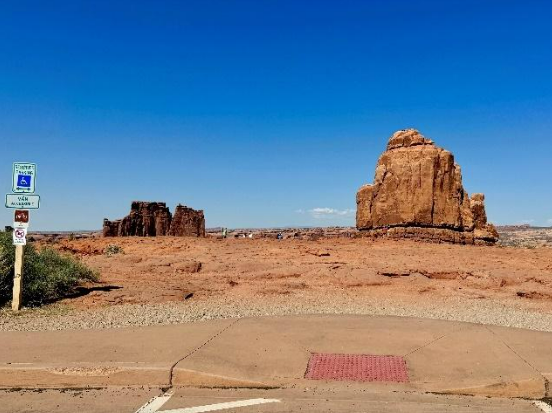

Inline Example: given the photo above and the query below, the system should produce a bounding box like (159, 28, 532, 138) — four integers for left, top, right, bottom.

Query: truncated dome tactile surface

(305, 353, 409, 383)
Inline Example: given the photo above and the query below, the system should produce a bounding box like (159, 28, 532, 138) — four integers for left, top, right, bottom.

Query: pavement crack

(168, 317, 241, 386)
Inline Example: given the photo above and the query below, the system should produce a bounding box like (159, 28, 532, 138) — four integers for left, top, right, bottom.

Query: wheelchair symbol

(17, 175, 31, 188)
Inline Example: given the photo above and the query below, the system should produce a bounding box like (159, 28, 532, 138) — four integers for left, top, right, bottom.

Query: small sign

(12, 163, 37, 193)
(14, 210, 29, 223)
(14, 210, 30, 228)
(5, 194, 40, 209)
(12, 227, 27, 246)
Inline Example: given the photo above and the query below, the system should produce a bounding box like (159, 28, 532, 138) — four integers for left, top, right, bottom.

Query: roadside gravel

(1, 292, 551, 332)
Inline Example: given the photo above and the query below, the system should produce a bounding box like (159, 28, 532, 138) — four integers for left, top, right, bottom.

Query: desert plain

(3, 227, 551, 333)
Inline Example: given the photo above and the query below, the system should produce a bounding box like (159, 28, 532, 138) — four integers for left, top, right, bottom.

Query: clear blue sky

(1, 0, 551, 230)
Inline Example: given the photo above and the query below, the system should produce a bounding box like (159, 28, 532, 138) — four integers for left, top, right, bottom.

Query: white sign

(12, 162, 37, 193)
(12, 227, 27, 246)
(5, 194, 40, 209)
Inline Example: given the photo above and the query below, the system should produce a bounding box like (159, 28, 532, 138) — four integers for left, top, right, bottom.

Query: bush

(104, 244, 124, 256)
(0, 231, 99, 307)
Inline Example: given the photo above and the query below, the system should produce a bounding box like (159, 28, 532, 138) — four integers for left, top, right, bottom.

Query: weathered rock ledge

(356, 129, 498, 245)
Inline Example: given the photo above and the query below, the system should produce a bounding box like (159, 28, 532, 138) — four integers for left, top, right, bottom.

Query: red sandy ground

(49, 237, 552, 311)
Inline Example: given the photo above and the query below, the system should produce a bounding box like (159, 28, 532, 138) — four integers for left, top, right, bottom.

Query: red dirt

(48, 237, 552, 311)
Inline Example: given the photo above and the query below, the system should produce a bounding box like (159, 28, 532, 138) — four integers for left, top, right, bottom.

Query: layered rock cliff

(103, 201, 205, 237)
(356, 129, 498, 245)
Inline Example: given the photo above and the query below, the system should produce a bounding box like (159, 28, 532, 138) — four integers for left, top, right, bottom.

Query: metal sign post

(6, 162, 39, 311)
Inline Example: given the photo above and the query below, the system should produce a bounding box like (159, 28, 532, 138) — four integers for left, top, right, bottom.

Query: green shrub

(0, 231, 99, 307)
(104, 244, 124, 256)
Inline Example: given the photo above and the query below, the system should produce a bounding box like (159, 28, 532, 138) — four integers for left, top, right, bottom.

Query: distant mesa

(103, 201, 205, 237)
(356, 129, 498, 245)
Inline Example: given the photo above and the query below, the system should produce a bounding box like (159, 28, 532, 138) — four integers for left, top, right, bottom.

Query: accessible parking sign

(12, 163, 36, 193)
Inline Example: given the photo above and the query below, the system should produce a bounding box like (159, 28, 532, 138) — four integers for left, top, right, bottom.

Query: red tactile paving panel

(304, 353, 409, 383)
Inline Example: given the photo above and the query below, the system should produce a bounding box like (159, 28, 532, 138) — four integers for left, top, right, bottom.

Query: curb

(0, 363, 170, 388)
(422, 377, 547, 399)
(0, 363, 275, 390)
(172, 368, 274, 389)
(1, 363, 547, 400)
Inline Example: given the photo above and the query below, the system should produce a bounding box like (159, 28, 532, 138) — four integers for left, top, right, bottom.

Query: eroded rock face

(103, 202, 171, 237)
(103, 201, 205, 237)
(356, 129, 498, 245)
(168, 205, 206, 237)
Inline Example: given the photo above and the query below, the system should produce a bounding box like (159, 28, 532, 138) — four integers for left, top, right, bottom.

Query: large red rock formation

(356, 129, 498, 245)
(168, 205, 206, 237)
(103, 201, 205, 238)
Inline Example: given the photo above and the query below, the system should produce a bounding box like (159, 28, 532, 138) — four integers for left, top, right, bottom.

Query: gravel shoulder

(2, 292, 552, 332)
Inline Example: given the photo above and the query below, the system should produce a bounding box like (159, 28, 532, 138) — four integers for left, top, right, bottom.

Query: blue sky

(1, 0, 551, 230)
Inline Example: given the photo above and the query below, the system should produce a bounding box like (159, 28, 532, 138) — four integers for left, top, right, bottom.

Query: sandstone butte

(356, 129, 499, 245)
(103, 201, 205, 237)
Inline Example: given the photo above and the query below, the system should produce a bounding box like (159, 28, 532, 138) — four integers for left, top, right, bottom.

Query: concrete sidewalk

(1, 315, 551, 399)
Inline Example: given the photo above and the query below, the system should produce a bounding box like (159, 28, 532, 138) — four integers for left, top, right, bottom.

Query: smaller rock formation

(102, 220, 120, 237)
(169, 205, 206, 237)
(103, 201, 205, 238)
(356, 129, 498, 245)
(103, 201, 171, 237)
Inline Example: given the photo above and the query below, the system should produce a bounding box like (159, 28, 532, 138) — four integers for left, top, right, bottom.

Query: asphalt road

(0, 387, 547, 413)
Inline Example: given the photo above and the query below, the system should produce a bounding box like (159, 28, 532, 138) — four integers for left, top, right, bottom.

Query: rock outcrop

(356, 129, 498, 245)
(103, 202, 171, 237)
(103, 201, 205, 238)
(169, 205, 206, 237)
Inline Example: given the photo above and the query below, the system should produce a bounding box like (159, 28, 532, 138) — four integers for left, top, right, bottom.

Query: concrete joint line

(484, 325, 550, 396)
(484, 326, 542, 374)
(168, 318, 242, 386)
(404, 326, 466, 357)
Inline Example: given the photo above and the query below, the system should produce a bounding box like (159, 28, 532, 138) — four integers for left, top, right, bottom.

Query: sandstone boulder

(356, 129, 498, 245)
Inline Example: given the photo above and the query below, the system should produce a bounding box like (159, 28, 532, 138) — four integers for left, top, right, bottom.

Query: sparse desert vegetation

(0, 231, 98, 307)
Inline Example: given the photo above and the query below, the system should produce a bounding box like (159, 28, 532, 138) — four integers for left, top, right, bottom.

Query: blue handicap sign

(17, 174, 32, 188)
